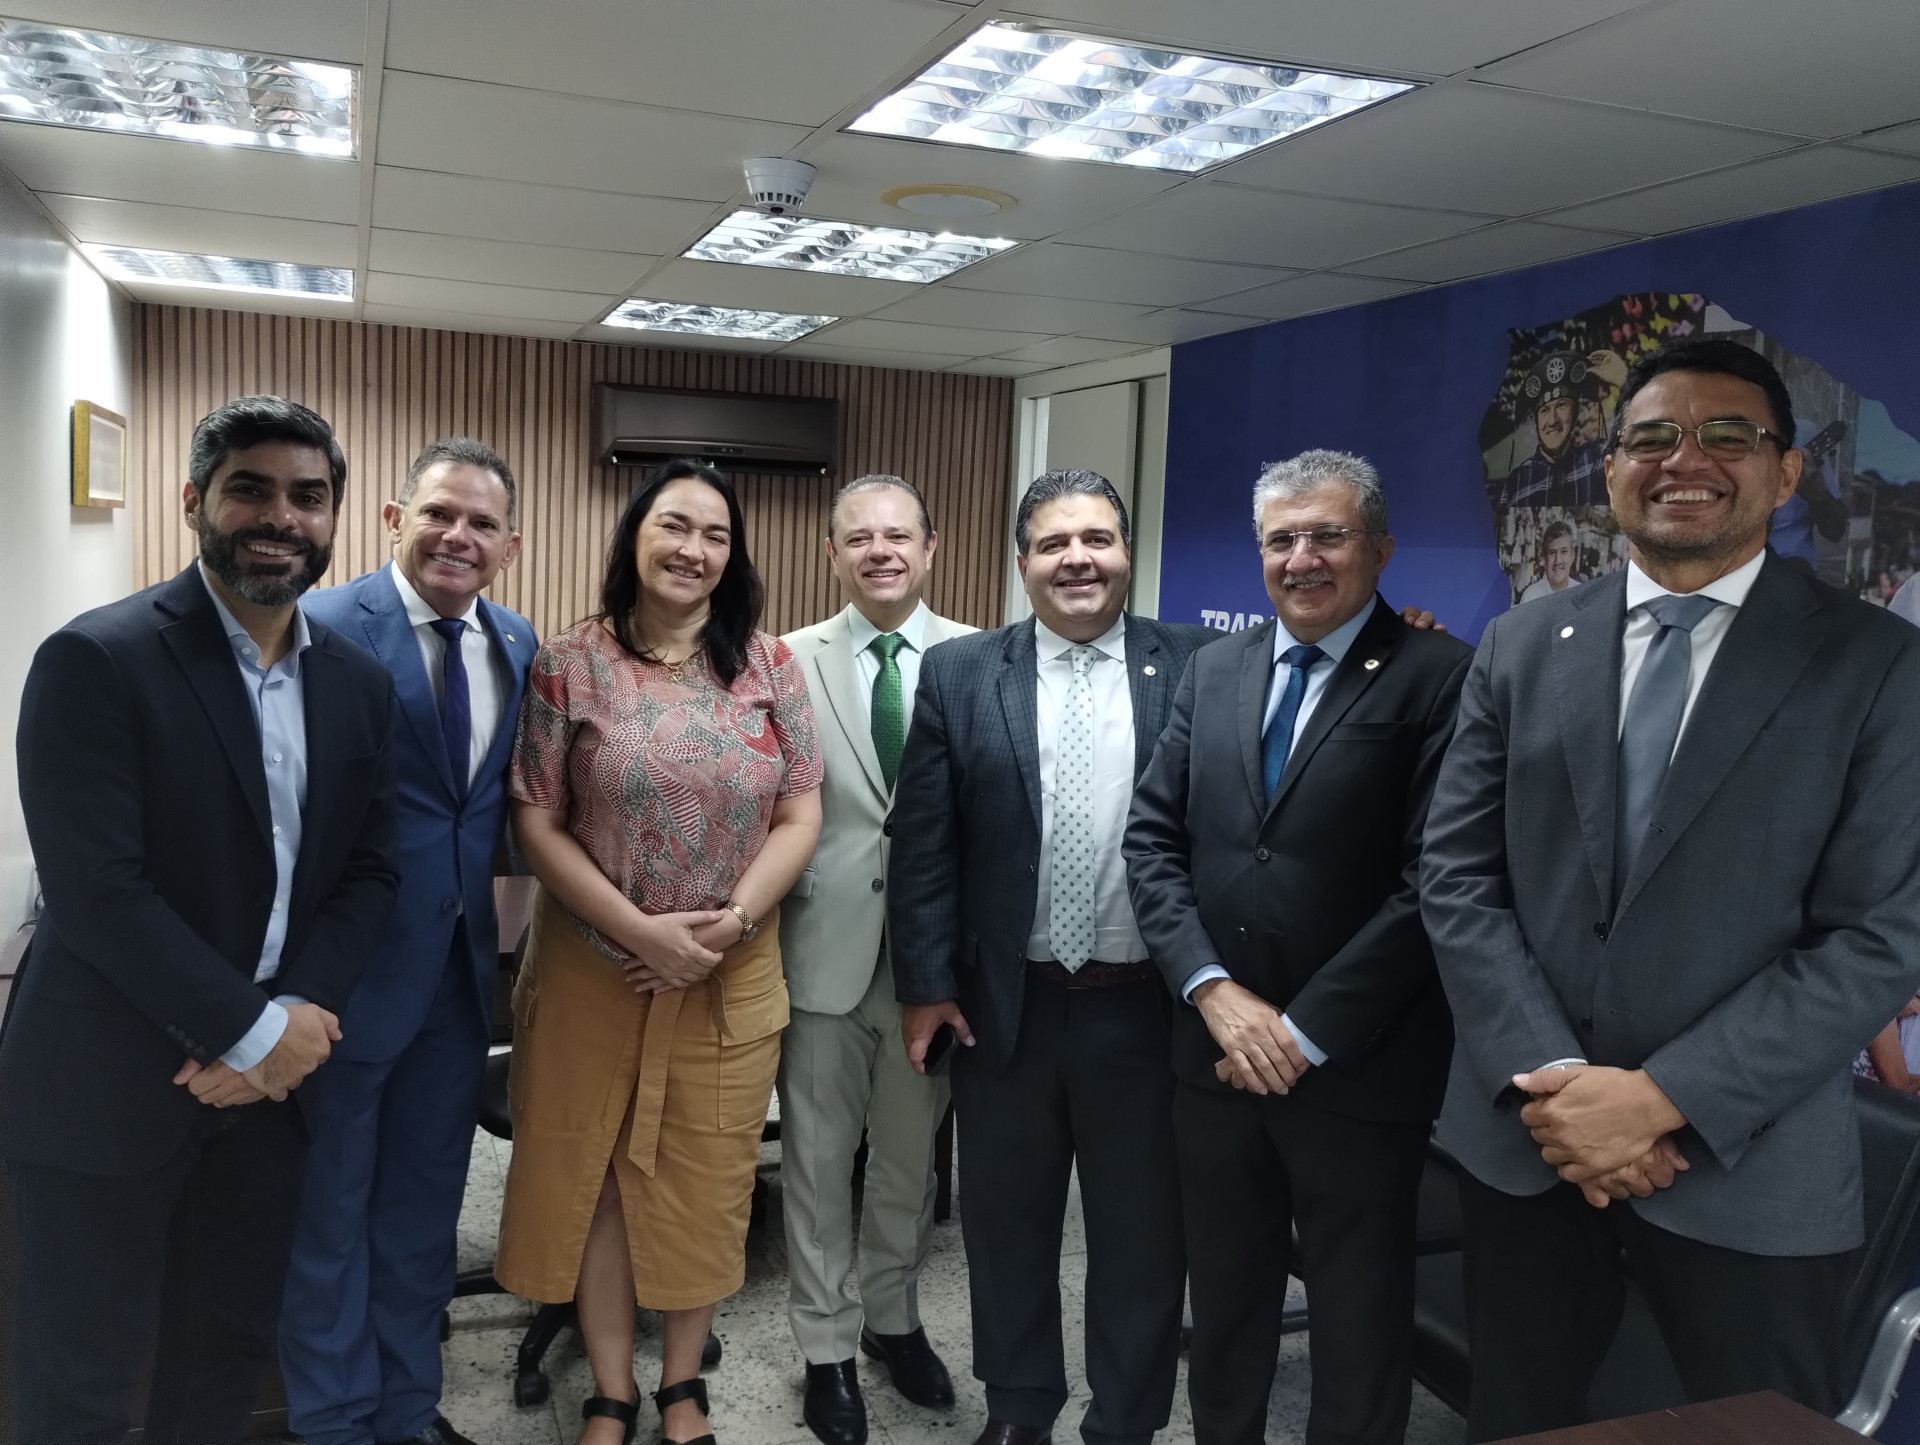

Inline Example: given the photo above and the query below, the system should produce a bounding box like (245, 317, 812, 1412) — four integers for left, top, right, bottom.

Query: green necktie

(869, 631, 908, 790)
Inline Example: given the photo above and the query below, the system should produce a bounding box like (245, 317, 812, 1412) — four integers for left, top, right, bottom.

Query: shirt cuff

(1280, 1012, 1328, 1067)
(220, 999, 291, 1073)
(1530, 1057, 1588, 1073)
(1181, 964, 1231, 1003)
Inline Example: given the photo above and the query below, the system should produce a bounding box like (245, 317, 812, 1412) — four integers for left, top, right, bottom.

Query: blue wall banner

(1160, 181, 1920, 643)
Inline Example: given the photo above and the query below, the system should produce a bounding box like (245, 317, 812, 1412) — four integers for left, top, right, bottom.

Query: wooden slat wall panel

(129, 306, 1014, 639)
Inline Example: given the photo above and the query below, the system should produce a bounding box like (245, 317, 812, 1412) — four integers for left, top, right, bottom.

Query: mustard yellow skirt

(495, 890, 788, 1310)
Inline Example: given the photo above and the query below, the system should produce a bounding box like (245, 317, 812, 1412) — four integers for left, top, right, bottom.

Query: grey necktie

(1049, 644, 1098, 972)
(1614, 592, 1722, 902)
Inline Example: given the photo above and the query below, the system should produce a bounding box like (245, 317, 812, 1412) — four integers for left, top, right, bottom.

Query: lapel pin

(506, 633, 517, 642)
(1560, 626, 1575, 639)
(1363, 658, 1380, 671)
(1143, 665, 1157, 676)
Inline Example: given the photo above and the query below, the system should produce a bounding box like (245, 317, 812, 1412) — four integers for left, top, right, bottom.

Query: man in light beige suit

(780, 475, 974, 1445)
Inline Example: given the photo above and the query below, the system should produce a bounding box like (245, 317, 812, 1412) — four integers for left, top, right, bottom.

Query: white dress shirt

(846, 600, 931, 713)
(1182, 604, 1380, 1064)
(1027, 615, 1150, 963)
(388, 561, 508, 786)
(1530, 549, 1766, 1076)
(198, 564, 312, 1073)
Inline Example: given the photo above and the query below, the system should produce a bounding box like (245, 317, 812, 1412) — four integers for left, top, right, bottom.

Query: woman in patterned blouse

(497, 458, 822, 1445)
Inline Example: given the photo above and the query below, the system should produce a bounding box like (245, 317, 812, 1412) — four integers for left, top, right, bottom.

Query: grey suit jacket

(1421, 553, 1920, 1255)
(886, 614, 1213, 1073)
(779, 604, 976, 1016)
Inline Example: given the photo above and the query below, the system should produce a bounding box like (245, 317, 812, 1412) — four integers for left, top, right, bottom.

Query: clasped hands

(1512, 1063, 1690, 1209)
(172, 1000, 342, 1108)
(616, 908, 746, 994)
(1196, 978, 1310, 1095)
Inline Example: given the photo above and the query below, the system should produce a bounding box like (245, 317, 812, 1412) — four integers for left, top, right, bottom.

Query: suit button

(1255, 847, 1271, 862)
(1593, 921, 1609, 942)
(871, 878, 884, 893)
(883, 821, 892, 837)
(1579, 1016, 1593, 1031)
(441, 897, 458, 914)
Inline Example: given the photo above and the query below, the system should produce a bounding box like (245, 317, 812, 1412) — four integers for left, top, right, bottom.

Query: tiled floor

(431, 1131, 1465, 1445)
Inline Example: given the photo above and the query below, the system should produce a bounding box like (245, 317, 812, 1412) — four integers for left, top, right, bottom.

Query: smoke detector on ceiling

(744, 157, 817, 216)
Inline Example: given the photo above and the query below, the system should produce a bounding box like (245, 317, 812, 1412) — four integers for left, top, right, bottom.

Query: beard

(199, 522, 332, 606)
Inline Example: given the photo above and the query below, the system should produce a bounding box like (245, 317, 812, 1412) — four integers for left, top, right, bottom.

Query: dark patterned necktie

(430, 616, 470, 800)
(1614, 592, 1721, 900)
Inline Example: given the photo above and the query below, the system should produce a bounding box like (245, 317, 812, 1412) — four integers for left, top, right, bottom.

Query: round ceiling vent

(881, 184, 1016, 219)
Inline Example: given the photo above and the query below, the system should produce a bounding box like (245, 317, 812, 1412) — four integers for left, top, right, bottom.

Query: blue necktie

(1262, 643, 1326, 802)
(1614, 592, 1721, 901)
(430, 617, 471, 801)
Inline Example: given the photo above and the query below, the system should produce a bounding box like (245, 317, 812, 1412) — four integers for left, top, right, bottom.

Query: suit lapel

(996, 620, 1043, 829)
(157, 568, 272, 843)
(1617, 554, 1825, 913)
(1238, 621, 1276, 812)
(358, 566, 460, 801)
(1124, 614, 1173, 780)
(1268, 598, 1400, 817)
(474, 597, 529, 788)
(1552, 570, 1627, 912)
(816, 608, 889, 801)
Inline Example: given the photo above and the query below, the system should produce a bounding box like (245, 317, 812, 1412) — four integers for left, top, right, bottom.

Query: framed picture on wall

(72, 399, 127, 508)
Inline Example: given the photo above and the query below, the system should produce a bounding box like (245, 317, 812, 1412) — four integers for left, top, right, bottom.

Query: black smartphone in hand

(922, 1023, 958, 1075)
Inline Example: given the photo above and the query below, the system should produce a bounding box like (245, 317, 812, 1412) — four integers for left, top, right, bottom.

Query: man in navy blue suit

(284, 437, 538, 1445)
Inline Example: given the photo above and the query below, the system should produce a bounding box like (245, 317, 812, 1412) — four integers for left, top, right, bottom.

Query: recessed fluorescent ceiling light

(848, 22, 1413, 174)
(83, 244, 353, 299)
(685, 210, 1015, 284)
(0, 17, 356, 157)
(606, 299, 833, 343)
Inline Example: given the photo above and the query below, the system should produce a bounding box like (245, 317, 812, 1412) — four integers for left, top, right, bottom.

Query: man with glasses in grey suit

(1422, 338, 1920, 1440)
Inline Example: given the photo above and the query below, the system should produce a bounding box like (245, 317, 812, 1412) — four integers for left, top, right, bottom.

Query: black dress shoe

(860, 1326, 955, 1409)
(972, 1423, 1050, 1445)
(377, 1415, 479, 1445)
(803, 1359, 868, 1445)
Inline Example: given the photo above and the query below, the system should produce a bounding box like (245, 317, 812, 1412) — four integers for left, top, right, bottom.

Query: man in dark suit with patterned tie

(1126, 452, 1471, 1445)
(886, 470, 1211, 1445)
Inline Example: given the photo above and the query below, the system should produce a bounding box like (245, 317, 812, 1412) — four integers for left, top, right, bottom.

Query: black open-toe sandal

(582, 1391, 641, 1445)
(654, 1376, 717, 1445)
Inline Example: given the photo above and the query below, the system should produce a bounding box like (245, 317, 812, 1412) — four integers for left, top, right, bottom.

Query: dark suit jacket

(1, 566, 400, 1175)
(302, 565, 537, 1063)
(1421, 553, 1920, 1255)
(1126, 598, 1472, 1123)
(887, 614, 1212, 1073)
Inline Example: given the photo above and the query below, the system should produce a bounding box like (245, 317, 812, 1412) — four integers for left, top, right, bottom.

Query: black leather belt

(1028, 958, 1159, 989)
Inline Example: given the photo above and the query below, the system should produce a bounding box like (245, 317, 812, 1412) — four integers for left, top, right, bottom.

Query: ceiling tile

(0, 126, 358, 221)
(1189, 271, 1424, 320)
(369, 229, 656, 293)
(374, 71, 811, 199)
(385, 0, 960, 126)
(995, 336, 1145, 364)
(995, 0, 1643, 77)
(1480, 0, 1920, 138)
(1081, 309, 1269, 346)
(1062, 184, 1486, 269)
(777, 342, 962, 371)
(365, 273, 616, 322)
(1548, 146, 1920, 236)
(796, 131, 1181, 242)
(813, 317, 1052, 356)
(372, 168, 718, 254)
(21, 1, 368, 63)
(1214, 83, 1795, 216)
(946, 358, 1062, 376)
(360, 305, 587, 340)
(1858, 121, 1920, 158)
(1342, 220, 1627, 283)
(38, 194, 358, 265)
(635, 257, 918, 316)
(874, 286, 1151, 334)
(946, 242, 1294, 307)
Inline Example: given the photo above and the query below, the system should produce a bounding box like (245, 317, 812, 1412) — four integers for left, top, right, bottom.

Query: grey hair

(401, 436, 518, 528)
(827, 473, 933, 542)
(1015, 467, 1132, 556)
(1250, 449, 1388, 539)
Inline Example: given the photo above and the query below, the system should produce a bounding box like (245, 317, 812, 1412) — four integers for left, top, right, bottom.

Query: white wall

(0, 169, 134, 929)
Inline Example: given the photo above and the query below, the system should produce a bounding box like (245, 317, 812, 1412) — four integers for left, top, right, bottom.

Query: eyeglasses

(1261, 525, 1382, 555)
(1616, 419, 1785, 462)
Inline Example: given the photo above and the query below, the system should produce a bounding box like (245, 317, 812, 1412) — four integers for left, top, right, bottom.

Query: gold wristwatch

(724, 901, 759, 942)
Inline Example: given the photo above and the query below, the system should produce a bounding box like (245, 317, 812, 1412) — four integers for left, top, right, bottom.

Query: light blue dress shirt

(198, 565, 312, 1073)
(1181, 602, 1380, 1068)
